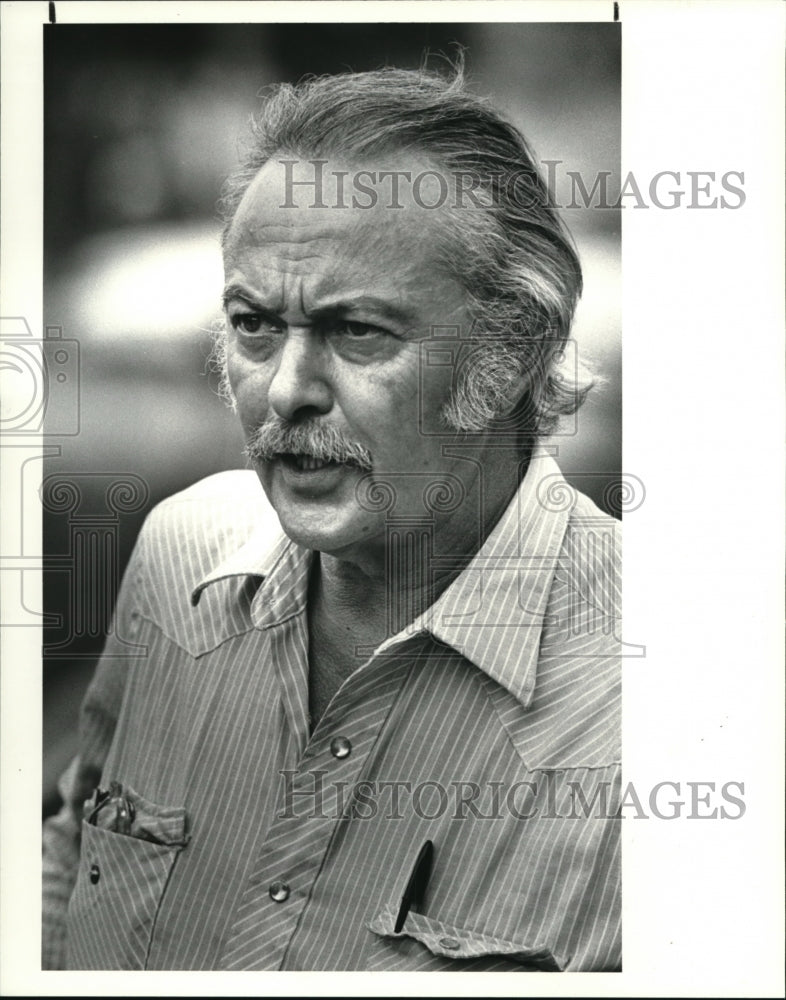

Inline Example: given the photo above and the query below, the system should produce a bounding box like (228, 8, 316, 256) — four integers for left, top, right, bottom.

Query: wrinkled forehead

(223, 155, 460, 273)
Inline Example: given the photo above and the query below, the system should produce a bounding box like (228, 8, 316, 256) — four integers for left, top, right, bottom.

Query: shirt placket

(218, 628, 416, 971)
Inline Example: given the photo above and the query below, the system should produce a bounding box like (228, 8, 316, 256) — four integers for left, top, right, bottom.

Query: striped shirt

(42, 450, 621, 971)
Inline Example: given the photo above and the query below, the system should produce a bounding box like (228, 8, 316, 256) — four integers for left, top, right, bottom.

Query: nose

(267, 328, 333, 422)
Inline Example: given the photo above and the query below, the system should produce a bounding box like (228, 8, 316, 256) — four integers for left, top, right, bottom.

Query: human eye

(333, 320, 388, 340)
(326, 317, 400, 361)
(228, 311, 276, 335)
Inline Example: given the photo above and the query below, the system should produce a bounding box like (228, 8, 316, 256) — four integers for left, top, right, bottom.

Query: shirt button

(89, 864, 100, 885)
(269, 880, 290, 903)
(330, 736, 352, 759)
(439, 936, 460, 950)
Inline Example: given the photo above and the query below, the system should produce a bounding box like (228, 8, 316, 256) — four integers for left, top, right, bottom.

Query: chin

(273, 505, 376, 557)
(255, 462, 384, 558)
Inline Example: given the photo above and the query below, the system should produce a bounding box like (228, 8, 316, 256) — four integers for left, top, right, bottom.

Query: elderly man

(43, 66, 621, 972)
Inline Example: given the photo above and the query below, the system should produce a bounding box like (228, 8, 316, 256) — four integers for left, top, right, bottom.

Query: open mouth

(279, 453, 340, 472)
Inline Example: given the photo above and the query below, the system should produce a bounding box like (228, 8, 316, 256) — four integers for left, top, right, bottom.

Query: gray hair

(216, 62, 592, 439)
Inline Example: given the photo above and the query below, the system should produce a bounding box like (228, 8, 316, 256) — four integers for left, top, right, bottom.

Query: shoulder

(533, 485, 621, 765)
(564, 487, 621, 550)
(151, 468, 264, 509)
(552, 486, 621, 626)
(145, 469, 267, 537)
(131, 470, 278, 616)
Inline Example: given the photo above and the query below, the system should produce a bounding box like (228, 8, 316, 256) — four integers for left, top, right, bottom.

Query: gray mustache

(244, 417, 373, 470)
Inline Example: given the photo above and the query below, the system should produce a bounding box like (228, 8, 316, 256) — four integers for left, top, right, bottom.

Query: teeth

(294, 454, 328, 471)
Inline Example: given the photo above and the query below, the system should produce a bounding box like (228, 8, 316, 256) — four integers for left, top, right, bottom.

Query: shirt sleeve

(41, 516, 150, 969)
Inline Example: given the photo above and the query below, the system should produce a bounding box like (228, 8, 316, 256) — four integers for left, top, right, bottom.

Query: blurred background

(43, 21, 621, 816)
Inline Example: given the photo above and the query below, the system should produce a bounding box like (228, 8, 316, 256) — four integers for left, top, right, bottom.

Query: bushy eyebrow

(221, 283, 417, 327)
(221, 283, 266, 310)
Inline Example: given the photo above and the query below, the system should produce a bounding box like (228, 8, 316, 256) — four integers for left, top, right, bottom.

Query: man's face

(222, 156, 482, 562)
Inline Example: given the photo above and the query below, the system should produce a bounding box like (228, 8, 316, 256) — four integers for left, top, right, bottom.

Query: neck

(315, 445, 528, 642)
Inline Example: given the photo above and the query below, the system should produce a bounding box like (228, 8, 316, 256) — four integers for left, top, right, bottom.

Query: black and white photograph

(40, 14, 623, 973)
(0, 1, 783, 995)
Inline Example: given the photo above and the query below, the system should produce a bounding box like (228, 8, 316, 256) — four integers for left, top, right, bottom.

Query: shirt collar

(376, 448, 570, 709)
(190, 521, 288, 606)
(190, 448, 570, 710)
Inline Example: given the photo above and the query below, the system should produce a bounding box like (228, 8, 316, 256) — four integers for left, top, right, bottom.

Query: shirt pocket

(65, 785, 189, 970)
(366, 903, 566, 972)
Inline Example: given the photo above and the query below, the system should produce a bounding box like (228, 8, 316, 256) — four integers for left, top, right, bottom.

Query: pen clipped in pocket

(84, 781, 189, 846)
(66, 782, 189, 970)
